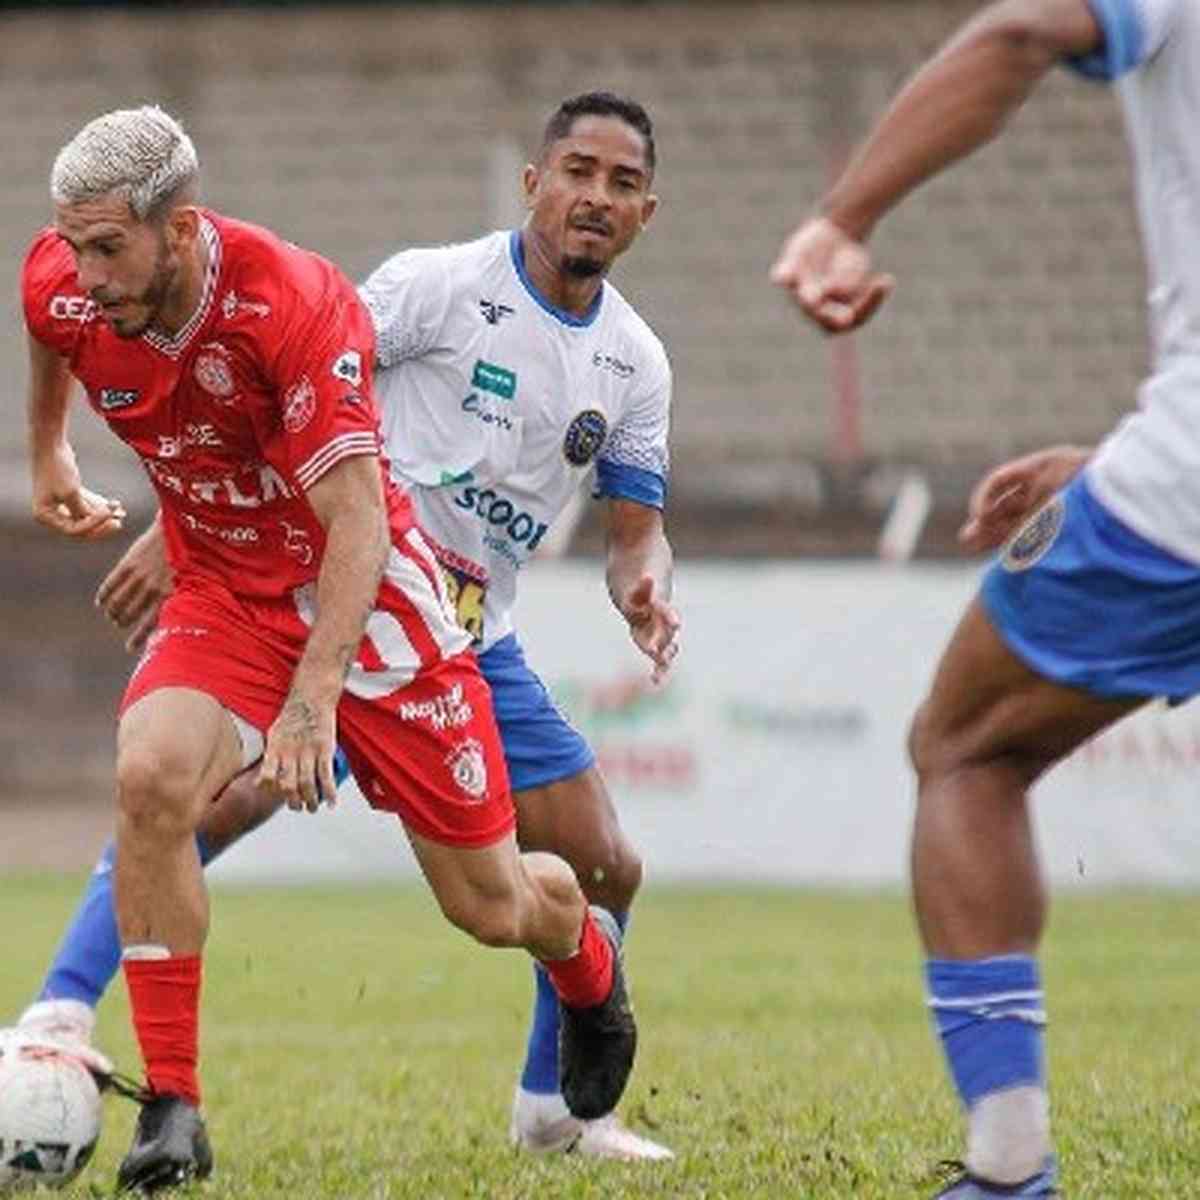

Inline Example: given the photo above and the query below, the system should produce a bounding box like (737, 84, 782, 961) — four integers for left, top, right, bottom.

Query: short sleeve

(1067, 0, 1178, 80)
(22, 229, 84, 357)
(358, 247, 454, 368)
(594, 346, 671, 511)
(268, 274, 382, 493)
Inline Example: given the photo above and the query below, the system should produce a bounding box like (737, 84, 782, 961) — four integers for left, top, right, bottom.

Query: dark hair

(540, 91, 656, 177)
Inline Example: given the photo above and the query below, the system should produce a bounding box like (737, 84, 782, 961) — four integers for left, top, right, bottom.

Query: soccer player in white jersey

(772, 1, 1197, 1195)
(18, 92, 678, 1164)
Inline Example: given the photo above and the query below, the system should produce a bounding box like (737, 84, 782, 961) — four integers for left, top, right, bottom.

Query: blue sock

(38, 833, 217, 1008)
(925, 955, 1047, 1109)
(520, 908, 628, 1096)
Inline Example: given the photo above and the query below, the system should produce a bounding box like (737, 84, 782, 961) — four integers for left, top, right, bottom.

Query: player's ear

(521, 163, 540, 210)
(164, 204, 200, 251)
(638, 192, 659, 232)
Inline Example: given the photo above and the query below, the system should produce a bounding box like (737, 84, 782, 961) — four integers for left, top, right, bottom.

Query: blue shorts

(981, 473, 1200, 703)
(333, 632, 593, 794)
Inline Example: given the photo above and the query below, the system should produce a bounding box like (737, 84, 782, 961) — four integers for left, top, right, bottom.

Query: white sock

(966, 1085, 1051, 1185)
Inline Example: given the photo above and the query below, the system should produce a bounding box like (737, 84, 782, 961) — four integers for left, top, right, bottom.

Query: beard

(561, 253, 606, 279)
(97, 237, 178, 339)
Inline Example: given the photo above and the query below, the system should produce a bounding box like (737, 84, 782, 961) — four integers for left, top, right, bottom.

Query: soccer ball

(0, 1034, 102, 1192)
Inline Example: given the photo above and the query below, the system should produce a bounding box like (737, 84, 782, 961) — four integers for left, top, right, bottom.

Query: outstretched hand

(619, 575, 681, 685)
(770, 216, 894, 334)
(959, 446, 1091, 553)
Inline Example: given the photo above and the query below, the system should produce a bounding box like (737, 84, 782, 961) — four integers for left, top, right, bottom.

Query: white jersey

(1069, 0, 1200, 562)
(360, 230, 671, 651)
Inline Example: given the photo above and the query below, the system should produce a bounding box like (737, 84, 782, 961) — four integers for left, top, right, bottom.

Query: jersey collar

(141, 216, 221, 358)
(509, 230, 603, 328)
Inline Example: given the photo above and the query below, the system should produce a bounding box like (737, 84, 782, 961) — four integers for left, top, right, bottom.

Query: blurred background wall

(0, 1, 1149, 824)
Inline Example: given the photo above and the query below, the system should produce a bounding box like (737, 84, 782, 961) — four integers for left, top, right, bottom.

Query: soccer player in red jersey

(23, 105, 635, 1192)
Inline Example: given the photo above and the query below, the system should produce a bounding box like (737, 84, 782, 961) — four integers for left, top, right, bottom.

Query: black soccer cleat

(117, 1093, 214, 1193)
(559, 905, 637, 1120)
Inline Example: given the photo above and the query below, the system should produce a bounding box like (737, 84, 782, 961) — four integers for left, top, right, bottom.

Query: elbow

(960, 2, 1069, 77)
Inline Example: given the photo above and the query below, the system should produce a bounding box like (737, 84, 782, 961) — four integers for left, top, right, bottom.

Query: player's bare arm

(959, 444, 1093, 552)
(26, 332, 125, 539)
(257, 452, 389, 813)
(605, 498, 680, 684)
(96, 512, 171, 653)
(771, 0, 1103, 333)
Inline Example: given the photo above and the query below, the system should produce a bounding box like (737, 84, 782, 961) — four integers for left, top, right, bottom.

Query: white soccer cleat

(18, 998, 97, 1047)
(574, 1113, 675, 1161)
(14, 999, 113, 1081)
(509, 1087, 674, 1161)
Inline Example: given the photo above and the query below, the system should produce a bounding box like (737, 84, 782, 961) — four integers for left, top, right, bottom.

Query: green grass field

(3, 877, 1200, 1198)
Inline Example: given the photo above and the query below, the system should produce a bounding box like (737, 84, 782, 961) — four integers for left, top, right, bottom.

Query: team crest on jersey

(331, 349, 363, 388)
(283, 376, 317, 433)
(1001, 495, 1066, 572)
(446, 738, 488, 800)
(563, 409, 608, 466)
(193, 344, 236, 400)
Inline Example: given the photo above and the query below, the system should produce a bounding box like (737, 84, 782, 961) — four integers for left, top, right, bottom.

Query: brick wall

(0, 2, 1146, 527)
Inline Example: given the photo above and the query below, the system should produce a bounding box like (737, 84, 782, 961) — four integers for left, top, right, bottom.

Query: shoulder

(601, 281, 672, 387)
(213, 212, 356, 327)
(363, 231, 504, 301)
(22, 227, 92, 345)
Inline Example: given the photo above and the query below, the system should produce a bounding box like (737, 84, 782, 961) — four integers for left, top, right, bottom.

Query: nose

(75, 252, 109, 296)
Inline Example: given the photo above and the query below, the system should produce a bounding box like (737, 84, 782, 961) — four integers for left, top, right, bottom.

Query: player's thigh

(515, 768, 641, 909)
(116, 686, 247, 826)
(198, 765, 283, 852)
(405, 826, 526, 943)
(912, 597, 1141, 782)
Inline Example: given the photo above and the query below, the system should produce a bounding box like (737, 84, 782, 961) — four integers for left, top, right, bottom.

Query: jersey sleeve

(358, 247, 454, 368)
(1067, 0, 1178, 80)
(21, 228, 83, 357)
(266, 273, 382, 493)
(594, 345, 671, 511)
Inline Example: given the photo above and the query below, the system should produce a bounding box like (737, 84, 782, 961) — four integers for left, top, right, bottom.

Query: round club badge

(563, 409, 608, 467)
(1001, 495, 1066, 572)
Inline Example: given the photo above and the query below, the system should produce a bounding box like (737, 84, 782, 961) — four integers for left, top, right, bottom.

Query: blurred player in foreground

(772, 0, 1197, 1195)
(22, 104, 639, 1191)
(19, 93, 677, 1164)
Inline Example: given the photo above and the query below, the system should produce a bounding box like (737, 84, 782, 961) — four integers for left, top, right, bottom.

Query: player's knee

(581, 839, 642, 910)
(116, 746, 197, 839)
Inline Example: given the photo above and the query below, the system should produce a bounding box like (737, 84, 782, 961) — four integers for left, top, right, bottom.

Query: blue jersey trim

(593, 459, 666, 509)
(1066, 0, 1144, 80)
(509, 231, 604, 328)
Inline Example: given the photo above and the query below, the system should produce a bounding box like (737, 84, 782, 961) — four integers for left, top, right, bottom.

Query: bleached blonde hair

(51, 105, 199, 220)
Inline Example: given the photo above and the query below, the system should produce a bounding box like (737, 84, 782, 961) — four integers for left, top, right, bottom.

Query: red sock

(122, 955, 202, 1106)
(541, 911, 614, 1009)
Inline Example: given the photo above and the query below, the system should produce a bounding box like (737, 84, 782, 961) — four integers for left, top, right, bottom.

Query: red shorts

(121, 579, 514, 848)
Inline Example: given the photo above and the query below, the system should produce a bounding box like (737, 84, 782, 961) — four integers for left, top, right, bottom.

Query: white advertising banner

(213, 561, 1200, 886)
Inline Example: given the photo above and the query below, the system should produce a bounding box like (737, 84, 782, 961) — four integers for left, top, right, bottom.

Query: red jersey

(22, 211, 412, 600)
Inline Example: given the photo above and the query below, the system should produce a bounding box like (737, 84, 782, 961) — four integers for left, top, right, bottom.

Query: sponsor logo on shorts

(563, 409, 608, 466)
(446, 738, 488, 800)
(399, 682, 475, 731)
(1001, 495, 1066, 572)
(193, 343, 237, 399)
(283, 376, 317, 433)
(331, 349, 363, 388)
